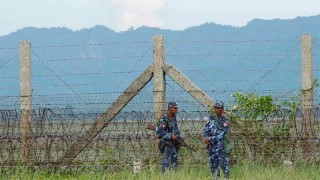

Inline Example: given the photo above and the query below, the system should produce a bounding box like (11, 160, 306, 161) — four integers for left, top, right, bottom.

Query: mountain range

(0, 15, 319, 111)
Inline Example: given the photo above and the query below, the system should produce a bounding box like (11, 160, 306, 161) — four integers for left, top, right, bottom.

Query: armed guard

(156, 101, 180, 173)
(203, 101, 231, 179)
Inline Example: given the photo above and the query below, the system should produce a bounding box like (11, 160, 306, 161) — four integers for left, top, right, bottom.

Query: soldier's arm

(156, 120, 172, 140)
(203, 123, 210, 137)
(203, 116, 214, 137)
(208, 122, 230, 144)
(208, 136, 220, 144)
(203, 122, 220, 144)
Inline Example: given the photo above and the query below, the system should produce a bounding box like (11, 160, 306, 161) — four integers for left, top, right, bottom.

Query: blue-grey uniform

(204, 101, 231, 178)
(156, 102, 180, 172)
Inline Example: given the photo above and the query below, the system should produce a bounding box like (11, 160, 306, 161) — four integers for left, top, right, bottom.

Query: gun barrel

(176, 136, 194, 151)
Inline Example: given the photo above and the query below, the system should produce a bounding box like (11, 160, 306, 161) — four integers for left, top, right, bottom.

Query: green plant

(99, 147, 122, 171)
(230, 92, 306, 162)
(232, 92, 277, 135)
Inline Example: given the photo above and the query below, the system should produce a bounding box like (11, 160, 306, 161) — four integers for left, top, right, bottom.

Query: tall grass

(1, 162, 319, 180)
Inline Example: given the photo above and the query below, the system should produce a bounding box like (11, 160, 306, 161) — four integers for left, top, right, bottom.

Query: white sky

(0, 0, 319, 36)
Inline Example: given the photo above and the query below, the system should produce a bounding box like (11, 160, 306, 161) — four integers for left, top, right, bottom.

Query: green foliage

(278, 96, 301, 134)
(231, 92, 277, 140)
(232, 92, 277, 121)
(230, 92, 304, 162)
(232, 92, 301, 127)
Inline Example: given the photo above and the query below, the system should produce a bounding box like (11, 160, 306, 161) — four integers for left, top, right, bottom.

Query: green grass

(1, 163, 319, 180)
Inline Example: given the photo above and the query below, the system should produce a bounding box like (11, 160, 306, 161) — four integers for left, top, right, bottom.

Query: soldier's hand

(171, 135, 177, 141)
(223, 121, 231, 127)
(203, 137, 210, 145)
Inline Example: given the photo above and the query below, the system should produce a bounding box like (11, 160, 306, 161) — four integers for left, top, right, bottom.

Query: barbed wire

(4, 99, 316, 108)
(0, 94, 20, 105)
(0, 53, 19, 71)
(168, 39, 299, 44)
(31, 51, 99, 112)
(246, 42, 300, 92)
(0, 108, 319, 166)
(0, 38, 319, 167)
(109, 45, 152, 101)
(0, 89, 303, 100)
(5, 52, 315, 63)
(166, 79, 300, 83)
(29, 55, 152, 62)
(166, 82, 205, 111)
(0, 73, 305, 80)
(32, 41, 151, 49)
(179, 68, 303, 72)
(2, 90, 312, 109)
(36, 89, 300, 94)
(312, 40, 320, 47)
(0, 108, 318, 121)
(0, 101, 212, 107)
(179, 68, 318, 72)
(0, 47, 18, 50)
(166, 53, 302, 58)
(275, 89, 301, 101)
(31, 71, 143, 78)
(1, 53, 304, 63)
(166, 41, 218, 89)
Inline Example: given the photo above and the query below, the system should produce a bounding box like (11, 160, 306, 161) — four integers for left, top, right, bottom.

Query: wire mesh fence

(0, 108, 319, 168)
(0, 36, 319, 170)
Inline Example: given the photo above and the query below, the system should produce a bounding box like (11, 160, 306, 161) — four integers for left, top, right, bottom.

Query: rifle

(146, 122, 194, 151)
(146, 122, 156, 131)
(175, 135, 194, 151)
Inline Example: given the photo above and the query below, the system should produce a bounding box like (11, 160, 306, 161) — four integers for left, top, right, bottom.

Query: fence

(0, 34, 319, 168)
(0, 109, 319, 167)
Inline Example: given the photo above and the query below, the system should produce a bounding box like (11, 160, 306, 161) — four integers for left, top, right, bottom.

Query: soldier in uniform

(156, 101, 180, 173)
(203, 101, 231, 179)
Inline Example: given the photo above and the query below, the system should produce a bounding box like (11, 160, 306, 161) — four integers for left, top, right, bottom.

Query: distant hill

(0, 15, 319, 110)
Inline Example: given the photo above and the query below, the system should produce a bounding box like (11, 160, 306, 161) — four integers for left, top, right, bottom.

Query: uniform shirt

(204, 115, 230, 150)
(156, 115, 180, 141)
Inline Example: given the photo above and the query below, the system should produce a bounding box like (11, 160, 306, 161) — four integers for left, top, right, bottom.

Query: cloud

(1, 0, 319, 35)
(112, 0, 168, 31)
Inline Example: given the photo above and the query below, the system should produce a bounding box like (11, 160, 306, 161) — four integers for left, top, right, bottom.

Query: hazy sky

(0, 0, 319, 36)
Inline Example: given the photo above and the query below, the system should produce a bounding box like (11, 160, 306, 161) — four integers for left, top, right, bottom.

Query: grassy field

(1, 163, 319, 180)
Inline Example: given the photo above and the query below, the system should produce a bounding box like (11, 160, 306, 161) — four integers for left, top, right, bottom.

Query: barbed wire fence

(0, 35, 319, 170)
